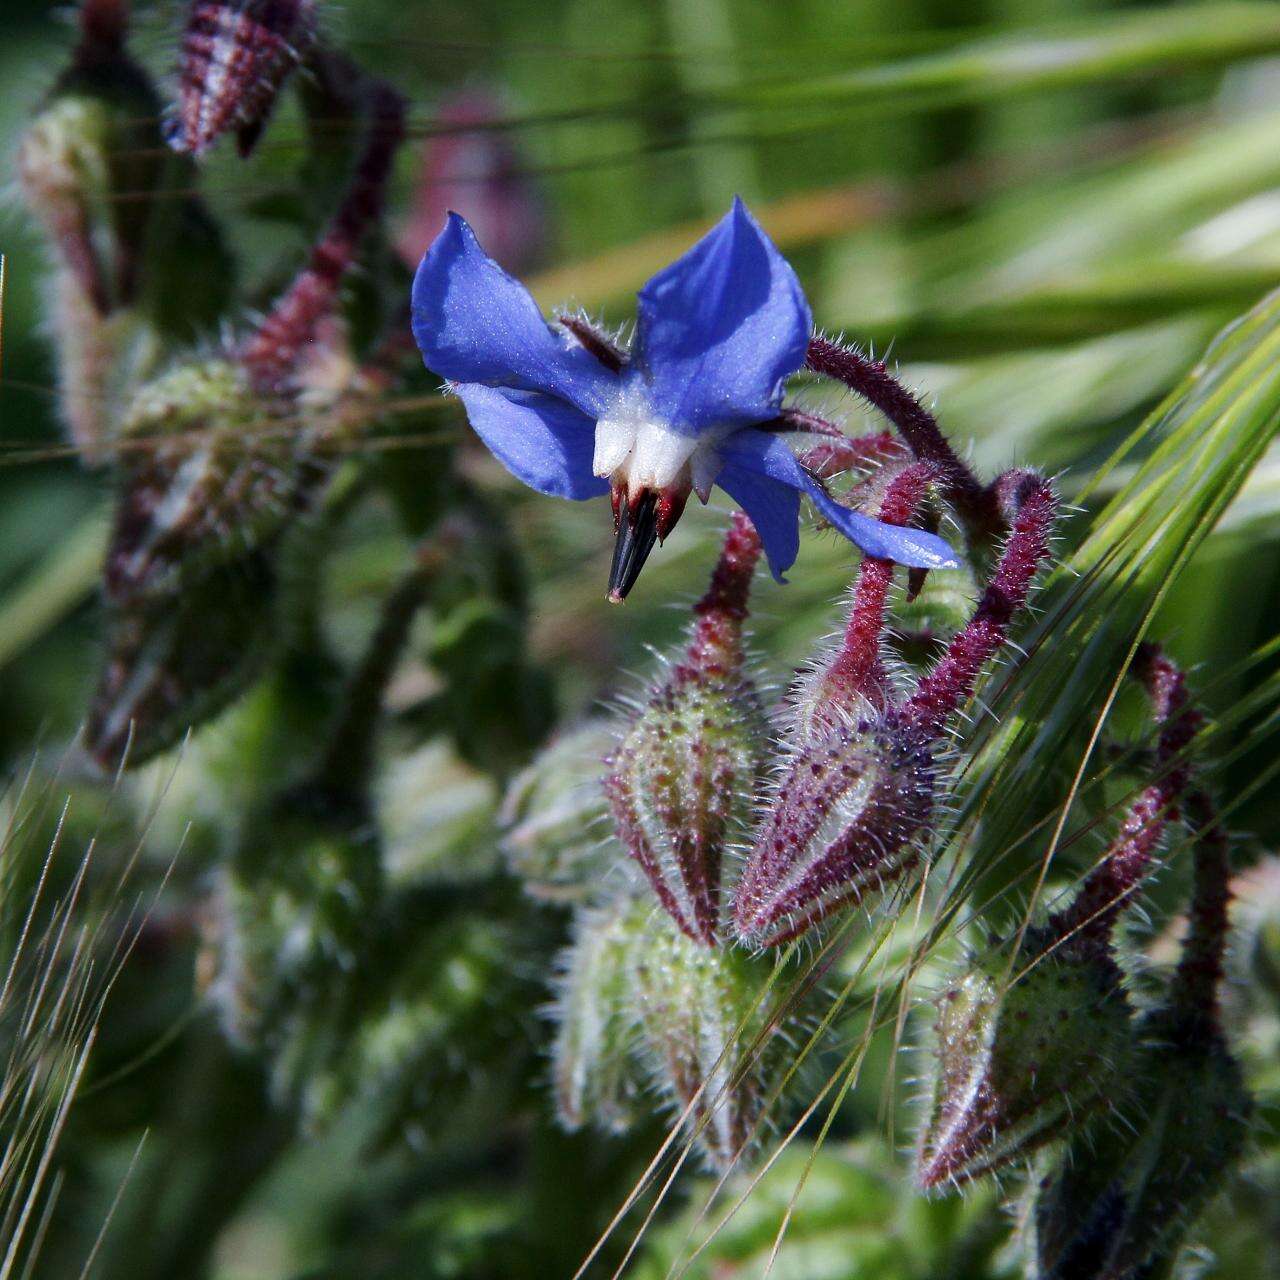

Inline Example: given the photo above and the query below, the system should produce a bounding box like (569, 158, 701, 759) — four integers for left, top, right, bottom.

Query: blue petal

(717, 428, 962, 571)
(630, 197, 811, 433)
(455, 384, 609, 501)
(715, 459, 801, 583)
(412, 213, 619, 417)
(810, 492, 961, 569)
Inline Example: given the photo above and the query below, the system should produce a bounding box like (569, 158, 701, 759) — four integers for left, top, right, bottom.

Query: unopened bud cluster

(916, 646, 1250, 1278)
(514, 430, 1249, 1265)
(18, 0, 406, 770)
(510, 444, 1068, 1168)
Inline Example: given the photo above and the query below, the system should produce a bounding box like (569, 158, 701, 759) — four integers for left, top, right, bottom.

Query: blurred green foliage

(2, 1, 1280, 1277)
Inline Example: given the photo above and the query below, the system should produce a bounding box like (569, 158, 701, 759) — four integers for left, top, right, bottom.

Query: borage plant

(8, 2, 1276, 1278)
(421, 205, 1256, 1275)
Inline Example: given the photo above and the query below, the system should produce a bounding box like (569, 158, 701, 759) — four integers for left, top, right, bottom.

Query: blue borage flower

(412, 196, 959, 600)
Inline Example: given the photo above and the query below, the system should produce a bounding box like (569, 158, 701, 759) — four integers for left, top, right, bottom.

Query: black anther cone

(607, 490, 659, 603)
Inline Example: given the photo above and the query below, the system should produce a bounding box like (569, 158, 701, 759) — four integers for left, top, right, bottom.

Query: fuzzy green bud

(108, 358, 300, 603)
(917, 930, 1135, 1191)
(552, 897, 812, 1168)
(16, 5, 233, 343)
(84, 354, 334, 766)
(17, 75, 159, 317)
(550, 899, 645, 1133)
(1029, 1023, 1251, 1280)
(628, 906, 794, 1170)
(500, 721, 620, 903)
(198, 784, 381, 1103)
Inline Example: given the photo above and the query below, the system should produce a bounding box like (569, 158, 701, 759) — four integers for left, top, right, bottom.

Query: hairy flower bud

(734, 716, 934, 948)
(169, 0, 318, 157)
(606, 516, 768, 944)
(18, 96, 116, 315)
(83, 354, 326, 766)
(376, 740, 499, 887)
(85, 547, 277, 768)
(198, 783, 381, 1100)
(627, 906, 794, 1170)
(550, 900, 645, 1133)
(16, 13, 180, 454)
(1029, 1025, 1250, 1280)
(916, 930, 1135, 1191)
(105, 358, 306, 603)
(500, 722, 620, 902)
(17, 15, 164, 316)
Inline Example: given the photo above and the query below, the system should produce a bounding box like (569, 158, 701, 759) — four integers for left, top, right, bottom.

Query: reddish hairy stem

(1050, 645, 1203, 945)
(243, 75, 406, 391)
(556, 313, 626, 373)
(1169, 787, 1232, 1039)
(686, 512, 761, 673)
(814, 462, 937, 724)
(903, 469, 1056, 737)
(793, 427, 910, 482)
(1128, 653, 1232, 1016)
(806, 334, 990, 530)
(77, 0, 129, 60)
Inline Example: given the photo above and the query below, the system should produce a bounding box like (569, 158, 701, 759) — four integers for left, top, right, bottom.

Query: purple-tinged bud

(549, 900, 645, 1134)
(500, 722, 621, 903)
(85, 353, 341, 767)
(396, 90, 545, 276)
(18, 96, 116, 316)
(17, 1, 165, 316)
(733, 715, 935, 948)
(103, 359, 297, 605)
(1030, 1026, 1250, 1280)
(169, 0, 318, 158)
(915, 929, 1135, 1192)
(605, 515, 769, 944)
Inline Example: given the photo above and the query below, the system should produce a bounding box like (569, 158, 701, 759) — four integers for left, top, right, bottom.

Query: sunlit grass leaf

(937, 278, 1280, 937)
(737, 5, 1280, 116)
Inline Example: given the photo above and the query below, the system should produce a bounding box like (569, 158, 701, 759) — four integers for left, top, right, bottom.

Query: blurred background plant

(1, 0, 1280, 1277)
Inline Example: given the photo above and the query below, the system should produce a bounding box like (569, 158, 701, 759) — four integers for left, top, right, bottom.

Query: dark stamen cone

(607, 489, 660, 603)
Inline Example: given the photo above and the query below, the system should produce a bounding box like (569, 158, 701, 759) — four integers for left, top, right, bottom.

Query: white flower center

(592, 391, 727, 499)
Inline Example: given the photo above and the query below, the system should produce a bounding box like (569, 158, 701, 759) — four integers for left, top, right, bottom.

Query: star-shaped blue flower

(411, 196, 959, 599)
